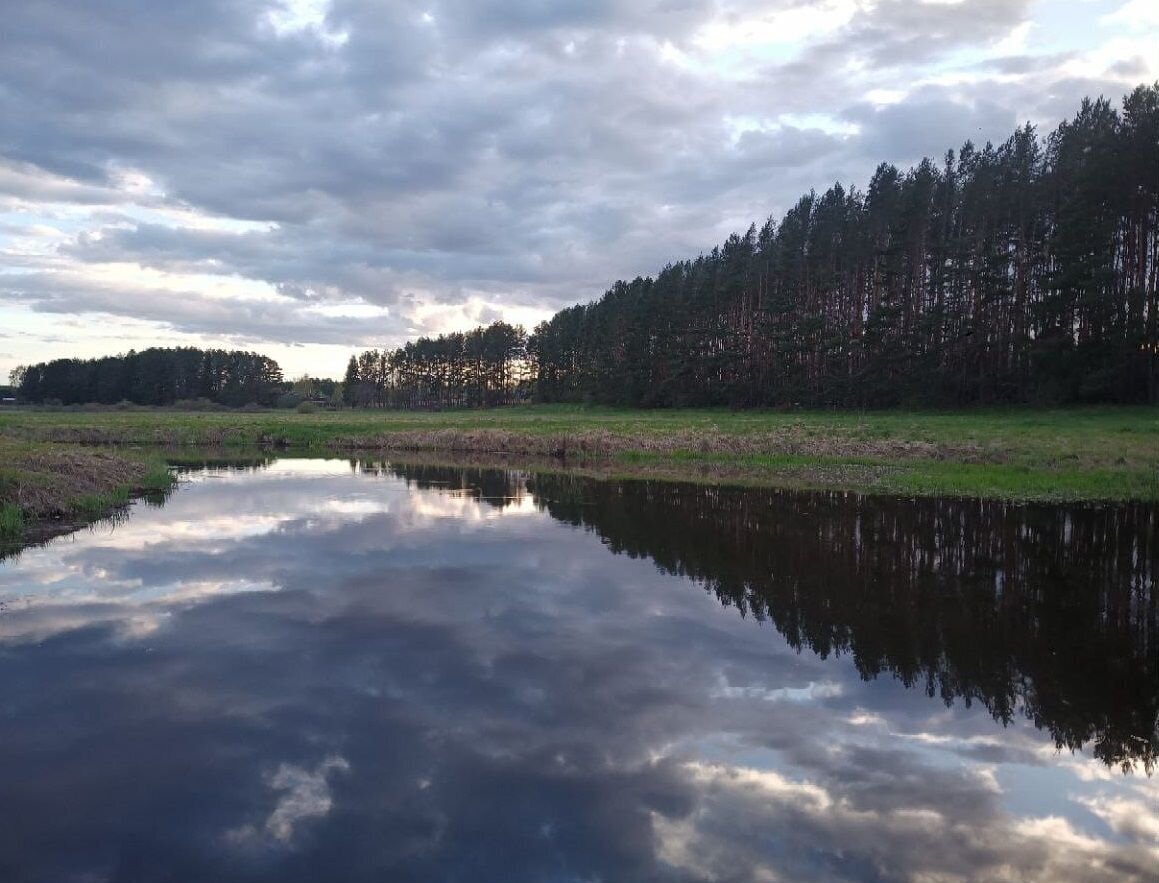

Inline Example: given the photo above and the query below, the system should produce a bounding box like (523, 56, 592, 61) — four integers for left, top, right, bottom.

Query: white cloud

(692, 0, 865, 54)
(265, 0, 348, 46)
(1101, 0, 1159, 32)
(228, 755, 351, 845)
(656, 758, 1156, 882)
(993, 20, 1035, 54)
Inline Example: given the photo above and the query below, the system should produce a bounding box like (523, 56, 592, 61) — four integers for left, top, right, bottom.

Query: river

(0, 458, 1154, 881)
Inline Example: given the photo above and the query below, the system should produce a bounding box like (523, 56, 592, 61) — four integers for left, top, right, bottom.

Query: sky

(1, 0, 1156, 381)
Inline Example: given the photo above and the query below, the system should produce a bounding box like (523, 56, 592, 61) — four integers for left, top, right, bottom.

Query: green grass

(0, 404, 1156, 502)
(1, 402, 1155, 447)
(0, 503, 22, 536)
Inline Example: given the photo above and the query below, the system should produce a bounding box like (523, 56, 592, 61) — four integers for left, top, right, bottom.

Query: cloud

(229, 756, 351, 845)
(0, 0, 1153, 377)
(659, 758, 1153, 882)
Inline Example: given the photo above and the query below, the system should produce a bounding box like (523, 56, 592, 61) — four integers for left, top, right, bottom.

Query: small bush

(0, 503, 23, 538)
(296, 401, 318, 414)
(173, 398, 218, 411)
(240, 402, 264, 412)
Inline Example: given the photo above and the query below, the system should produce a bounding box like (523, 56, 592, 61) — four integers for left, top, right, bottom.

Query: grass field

(1, 404, 1155, 503)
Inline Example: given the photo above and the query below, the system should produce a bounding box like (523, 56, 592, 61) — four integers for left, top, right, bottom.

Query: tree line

(527, 85, 1158, 407)
(342, 321, 529, 409)
(11, 348, 285, 407)
(346, 84, 1157, 409)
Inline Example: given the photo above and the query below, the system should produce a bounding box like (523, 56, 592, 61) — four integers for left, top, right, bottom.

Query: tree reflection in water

(385, 463, 1157, 774)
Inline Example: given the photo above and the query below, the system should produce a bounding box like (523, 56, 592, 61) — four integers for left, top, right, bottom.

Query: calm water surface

(0, 459, 1155, 882)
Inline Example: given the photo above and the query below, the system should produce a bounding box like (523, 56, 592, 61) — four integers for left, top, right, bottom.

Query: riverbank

(0, 405, 1155, 502)
(0, 441, 174, 544)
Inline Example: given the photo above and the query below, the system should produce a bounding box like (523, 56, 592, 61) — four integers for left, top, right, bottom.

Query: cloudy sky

(1, 0, 1156, 380)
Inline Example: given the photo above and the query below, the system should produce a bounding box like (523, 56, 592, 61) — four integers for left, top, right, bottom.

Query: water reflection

(0, 484, 175, 565)
(0, 459, 1155, 882)
(516, 471, 1157, 774)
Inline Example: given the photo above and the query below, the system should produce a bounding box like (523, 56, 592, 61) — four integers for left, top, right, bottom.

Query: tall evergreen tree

(521, 84, 1158, 409)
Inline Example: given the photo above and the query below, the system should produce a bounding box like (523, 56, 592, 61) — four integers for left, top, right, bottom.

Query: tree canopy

(13, 347, 284, 407)
(343, 322, 530, 409)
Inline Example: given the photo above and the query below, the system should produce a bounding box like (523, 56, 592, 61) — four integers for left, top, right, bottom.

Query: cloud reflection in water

(0, 459, 1154, 882)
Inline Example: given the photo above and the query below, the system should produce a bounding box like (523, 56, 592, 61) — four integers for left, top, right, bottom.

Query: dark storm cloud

(0, 0, 1147, 353)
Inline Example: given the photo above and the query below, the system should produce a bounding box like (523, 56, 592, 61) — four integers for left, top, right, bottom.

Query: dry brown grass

(0, 444, 165, 518)
(324, 426, 993, 463)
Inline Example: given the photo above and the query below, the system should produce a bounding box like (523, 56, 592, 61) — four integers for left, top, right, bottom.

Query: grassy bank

(0, 441, 175, 542)
(0, 405, 1155, 501)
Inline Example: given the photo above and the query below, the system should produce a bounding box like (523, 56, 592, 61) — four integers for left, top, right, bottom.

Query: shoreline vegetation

(0, 440, 174, 546)
(0, 406, 1155, 540)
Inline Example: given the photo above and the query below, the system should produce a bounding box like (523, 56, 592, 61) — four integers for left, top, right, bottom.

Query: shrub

(296, 401, 318, 414)
(0, 503, 23, 538)
(173, 398, 218, 411)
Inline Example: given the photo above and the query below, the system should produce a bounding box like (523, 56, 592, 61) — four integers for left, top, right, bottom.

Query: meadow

(0, 405, 1155, 531)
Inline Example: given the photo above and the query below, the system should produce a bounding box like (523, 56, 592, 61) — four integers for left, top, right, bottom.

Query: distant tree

(342, 356, 360, 407)
(291, 375, 317, 398)
(16, 348, 284, 407)
(343, 322, 529, 409)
